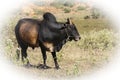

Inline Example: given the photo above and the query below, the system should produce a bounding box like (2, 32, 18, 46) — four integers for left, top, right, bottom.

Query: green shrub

(50, 2, 64, 9)
(64, 8, 71, 13)
(50, 0, 74, 8)
(34, 9, 44, 15)
(77, 6, 86, 10)
(78, 29, 116, 50)
(63, 2, 74, 7)
(33, 1, 46, 6)
(91, 8, 101, 19)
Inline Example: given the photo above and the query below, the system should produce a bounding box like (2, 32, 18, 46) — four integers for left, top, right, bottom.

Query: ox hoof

(42, 65, 48, 69)
(24, 63, 33, 68)
(37, 64, 51, 69)
(55, 66, 60, 70)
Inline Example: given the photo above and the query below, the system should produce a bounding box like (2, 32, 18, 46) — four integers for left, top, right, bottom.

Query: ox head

(64, 18, 81, 41)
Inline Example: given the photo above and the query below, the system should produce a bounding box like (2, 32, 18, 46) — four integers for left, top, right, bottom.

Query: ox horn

(67, 18, 72, 25)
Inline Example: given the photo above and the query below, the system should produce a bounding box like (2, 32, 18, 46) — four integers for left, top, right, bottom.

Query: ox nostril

(75, 36, 80, 41)
(79, 37, 81, 40)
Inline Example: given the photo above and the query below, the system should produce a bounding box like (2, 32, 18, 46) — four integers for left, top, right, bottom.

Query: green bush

(34, 9, 44, 15)
(64, 8, 71, 13)
(50, 2, 64, 9)
(77, 6, 86, 10)
(91, 8, 101, 19)
(50, 0, 74, 8)
(63, 2, 74, 7)
(78, 29, 116, 50)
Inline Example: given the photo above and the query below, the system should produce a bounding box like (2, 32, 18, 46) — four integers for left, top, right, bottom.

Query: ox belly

(43, 42, 54, 52)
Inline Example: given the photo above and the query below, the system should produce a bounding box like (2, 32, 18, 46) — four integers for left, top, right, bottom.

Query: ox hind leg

(21, 46, 28, 62)
(20, 45, 31, 66)
(16, 41, 29, 64)
(51, 52, 60, 69)
(16, 45, 21, 60)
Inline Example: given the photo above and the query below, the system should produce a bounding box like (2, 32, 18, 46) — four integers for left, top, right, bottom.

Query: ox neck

(60, 29, 69, 43)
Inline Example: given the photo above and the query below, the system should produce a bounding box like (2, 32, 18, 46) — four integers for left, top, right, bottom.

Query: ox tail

(16, 45, 21, 60)
(15, 20, 22, 60)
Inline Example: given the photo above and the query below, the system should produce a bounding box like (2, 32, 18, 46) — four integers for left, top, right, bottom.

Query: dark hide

(15, 13, 80, 69)
(43, 12, 57, 22)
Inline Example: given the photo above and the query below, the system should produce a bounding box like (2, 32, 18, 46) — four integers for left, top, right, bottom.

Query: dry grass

(4, 29, 116, 78)
(7, 42, 114, 78)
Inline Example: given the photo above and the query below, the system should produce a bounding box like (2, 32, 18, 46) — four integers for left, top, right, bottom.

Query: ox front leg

(41, 49, 48, 69)
(51, 52, 60, 69)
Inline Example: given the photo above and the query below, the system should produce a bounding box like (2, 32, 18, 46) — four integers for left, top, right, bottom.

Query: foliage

(33, 9, 44, 15)
(33, 1, 46, 6)
(91, 8, 101, 19)
(50, 2, 64, 9)
(63, 2, 74, 7)
(50, 0, 74, 9)
(64, 8, 71, 13)
(78, 29, 116, 50)
(77, 6, 86, 11)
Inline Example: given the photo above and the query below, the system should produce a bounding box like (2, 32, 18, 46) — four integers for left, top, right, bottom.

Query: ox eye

(64, 24, 66, 26)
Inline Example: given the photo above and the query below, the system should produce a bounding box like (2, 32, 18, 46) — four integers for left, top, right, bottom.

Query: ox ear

(67, 18, 72, 25)
(59, 24, 67, 30)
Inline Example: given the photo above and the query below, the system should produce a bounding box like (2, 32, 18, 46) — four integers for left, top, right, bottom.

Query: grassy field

(2, 0, 118, 78)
